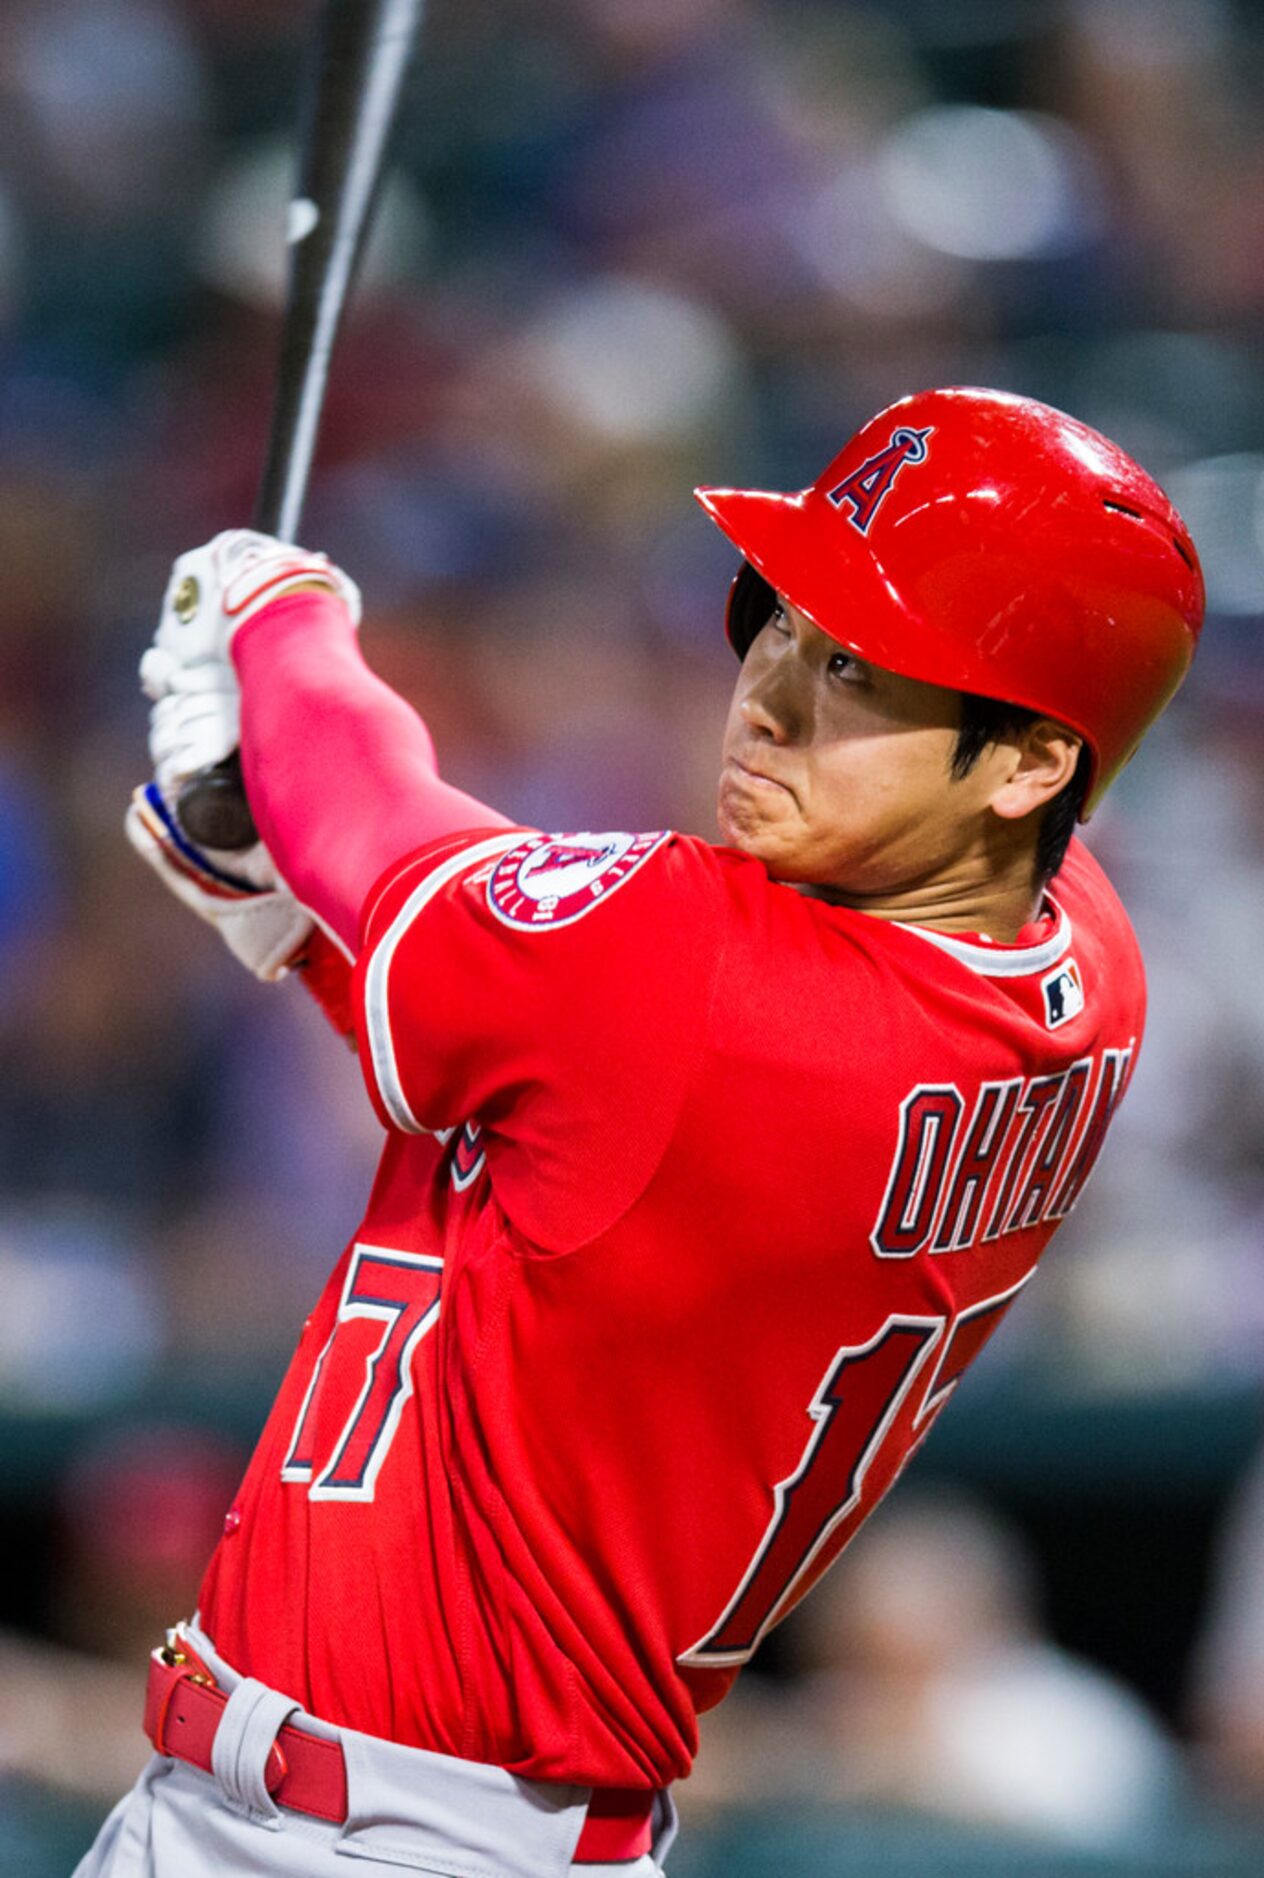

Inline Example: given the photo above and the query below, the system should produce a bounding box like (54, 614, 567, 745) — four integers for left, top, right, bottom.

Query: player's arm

(232, 584, 514, 955)
(135, 532, 726, 1246)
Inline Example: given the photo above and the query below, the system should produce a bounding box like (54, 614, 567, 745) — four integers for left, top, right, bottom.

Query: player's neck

(795, 841, 1047, 944)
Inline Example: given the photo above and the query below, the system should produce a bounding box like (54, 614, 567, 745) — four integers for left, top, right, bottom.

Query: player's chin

(717, 783, 801, 863)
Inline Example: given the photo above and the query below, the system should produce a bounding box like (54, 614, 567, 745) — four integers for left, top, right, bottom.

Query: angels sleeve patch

(487, 831, 670, 930)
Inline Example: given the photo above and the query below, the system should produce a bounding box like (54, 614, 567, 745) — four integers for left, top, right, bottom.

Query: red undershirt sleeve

(230, 588, 514, 957)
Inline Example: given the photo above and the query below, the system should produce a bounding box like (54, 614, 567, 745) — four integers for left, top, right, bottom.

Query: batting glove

(145, 657, 242, 796)
(125, 782, 313, 982)
(138, 528, 362, 704)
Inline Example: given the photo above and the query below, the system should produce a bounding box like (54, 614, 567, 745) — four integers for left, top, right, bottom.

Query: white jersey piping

(363, 832, 523, 1132)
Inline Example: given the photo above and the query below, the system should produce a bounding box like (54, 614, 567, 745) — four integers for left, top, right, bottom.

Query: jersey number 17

(680, 1271, 1031, 1666)
(281, 1244, 444, 1502)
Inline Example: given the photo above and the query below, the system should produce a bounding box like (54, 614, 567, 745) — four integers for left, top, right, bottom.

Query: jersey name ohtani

(871, 1045, 1132, 1259)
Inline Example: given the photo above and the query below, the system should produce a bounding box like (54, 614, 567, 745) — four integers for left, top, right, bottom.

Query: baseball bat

(175, 0, 424, 851)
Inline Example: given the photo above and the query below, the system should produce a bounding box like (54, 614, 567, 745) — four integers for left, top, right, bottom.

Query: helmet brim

(695, 480, 1111, 776)
(696, 483, 964, 690)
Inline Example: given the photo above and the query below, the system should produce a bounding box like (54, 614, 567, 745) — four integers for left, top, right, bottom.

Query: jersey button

(223, 1505, 242, 1536)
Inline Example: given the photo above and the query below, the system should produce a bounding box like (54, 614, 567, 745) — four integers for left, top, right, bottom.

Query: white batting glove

(139, 528, 362, 704)
(125, 782, 313, 981)
(146, 658, 242, 796)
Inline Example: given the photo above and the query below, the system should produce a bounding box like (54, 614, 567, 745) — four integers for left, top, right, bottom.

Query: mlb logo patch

(1041, 958, 1085, 1029)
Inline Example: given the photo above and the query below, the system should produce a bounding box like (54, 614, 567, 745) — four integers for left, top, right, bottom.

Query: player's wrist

(146, 529, 363, 687)
(228, 580, 360, 672)
(221, 564, 360, 643)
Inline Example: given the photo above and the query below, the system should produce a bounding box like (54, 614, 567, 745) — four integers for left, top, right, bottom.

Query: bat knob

(175, 753, 259, 851)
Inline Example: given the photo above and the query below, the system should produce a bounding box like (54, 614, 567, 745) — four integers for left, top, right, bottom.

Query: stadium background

(3, 0, 1264, 1871)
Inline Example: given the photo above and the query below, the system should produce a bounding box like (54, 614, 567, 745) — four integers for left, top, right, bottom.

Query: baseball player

(80, 387, 1203, 1878)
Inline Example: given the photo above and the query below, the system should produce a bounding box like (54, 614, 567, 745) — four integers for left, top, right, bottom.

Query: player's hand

(125, 782, 313, 981)
(145, 656, 242, 795)
(139, 529, 362, 699)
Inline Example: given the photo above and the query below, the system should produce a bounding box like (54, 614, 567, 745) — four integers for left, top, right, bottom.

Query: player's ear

(988, 720, 1082, 823)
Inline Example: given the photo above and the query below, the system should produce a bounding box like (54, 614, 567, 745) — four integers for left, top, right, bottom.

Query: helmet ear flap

(727, 562, 777, 658)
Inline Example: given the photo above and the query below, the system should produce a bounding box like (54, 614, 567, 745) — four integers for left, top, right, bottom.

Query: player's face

(717, 600, 1022, 904)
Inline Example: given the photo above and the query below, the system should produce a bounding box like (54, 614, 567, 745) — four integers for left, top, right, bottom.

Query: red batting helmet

(695, 386, 1204, 815)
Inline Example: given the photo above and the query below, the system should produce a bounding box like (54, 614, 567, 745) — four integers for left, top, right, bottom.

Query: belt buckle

(158, 1626, 185, 1670)
(153, 1630, 216, 1758)
(155, 1633, 288, 1802)
(159, 1628, 214, 1684)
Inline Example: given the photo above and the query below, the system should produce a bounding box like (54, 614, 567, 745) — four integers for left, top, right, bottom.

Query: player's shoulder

(359, 824, 732, 960)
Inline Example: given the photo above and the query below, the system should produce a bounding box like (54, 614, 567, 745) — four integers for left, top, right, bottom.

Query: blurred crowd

(3, 0, 1264, 1865)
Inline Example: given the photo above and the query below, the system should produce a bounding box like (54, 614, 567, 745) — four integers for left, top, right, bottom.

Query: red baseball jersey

(198, 827, 1144, 1790)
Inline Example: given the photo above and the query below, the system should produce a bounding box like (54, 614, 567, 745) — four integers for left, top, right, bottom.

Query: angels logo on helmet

(826, 425, 934, 533)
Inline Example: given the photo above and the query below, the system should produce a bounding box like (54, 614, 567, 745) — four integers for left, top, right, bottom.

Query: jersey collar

(898, 896, 1072, 978)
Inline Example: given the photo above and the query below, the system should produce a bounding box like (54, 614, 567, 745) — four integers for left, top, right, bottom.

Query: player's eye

(768, 602, 789, 633)
(828, 649, 866, 683)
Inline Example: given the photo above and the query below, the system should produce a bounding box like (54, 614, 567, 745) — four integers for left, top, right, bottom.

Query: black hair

(952, 694, 1091, 886)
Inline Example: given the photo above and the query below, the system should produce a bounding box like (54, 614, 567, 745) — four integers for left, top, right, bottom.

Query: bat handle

(175, 750, 258, 851)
